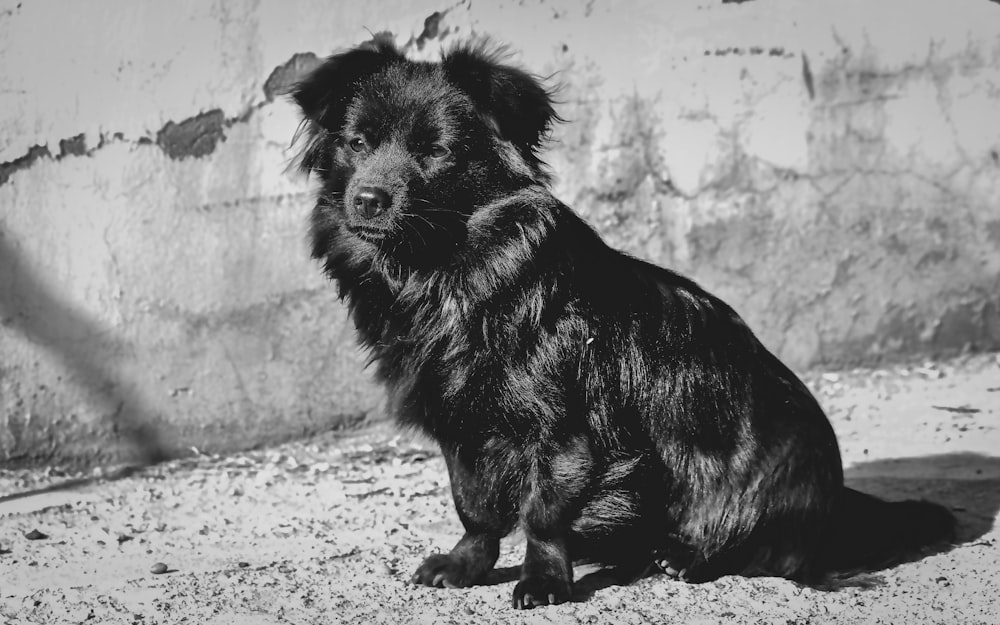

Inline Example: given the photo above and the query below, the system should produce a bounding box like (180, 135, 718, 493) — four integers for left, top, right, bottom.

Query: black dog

(291, 35, 955, 609)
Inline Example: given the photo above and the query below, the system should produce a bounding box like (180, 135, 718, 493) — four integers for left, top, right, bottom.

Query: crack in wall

(0, 63, 295, 184)
(0, 145, 50, 186)
(0, 106, 256, 186)
(0, 9, 461, 186)
(0, 4, 468, 185)
(559, 38, 1000, 365)
(0, 133, 112, 185)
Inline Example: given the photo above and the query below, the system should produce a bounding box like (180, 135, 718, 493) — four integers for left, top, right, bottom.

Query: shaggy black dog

(291, 35, 955, 609)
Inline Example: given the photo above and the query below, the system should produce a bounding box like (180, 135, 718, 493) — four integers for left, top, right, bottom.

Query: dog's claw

(412, 553, 483, 589)
(655, 559, 688, 580)
(511, 575, 571, 609)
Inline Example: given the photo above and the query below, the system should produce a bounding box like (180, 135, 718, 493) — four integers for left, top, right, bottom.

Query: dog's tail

(818, 487, 956, 586)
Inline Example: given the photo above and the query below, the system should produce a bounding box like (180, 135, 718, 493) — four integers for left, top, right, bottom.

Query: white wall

(1, 0, 998, 465)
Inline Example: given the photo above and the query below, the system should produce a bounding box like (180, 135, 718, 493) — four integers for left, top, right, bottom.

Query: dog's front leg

(512, 444, 588, 609)
(411, 446, 515, 588)
(513, 522, 572, 609)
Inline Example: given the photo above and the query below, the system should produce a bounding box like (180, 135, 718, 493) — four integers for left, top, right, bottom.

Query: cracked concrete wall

(2, 0, 999, 466)
(529, 0, 1000, 367)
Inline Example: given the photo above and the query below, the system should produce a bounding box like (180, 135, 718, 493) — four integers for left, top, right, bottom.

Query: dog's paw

(410, 553, 480, 589)
(511, 575, 572, 609)
(654, 557, 690, 581)
(652, 546, 694, 582)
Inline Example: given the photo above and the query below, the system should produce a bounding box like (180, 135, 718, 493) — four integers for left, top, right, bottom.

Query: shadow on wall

(0, 234, 168, 467)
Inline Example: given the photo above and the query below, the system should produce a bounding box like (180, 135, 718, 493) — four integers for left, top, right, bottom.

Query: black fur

(291, 37, 956, 609)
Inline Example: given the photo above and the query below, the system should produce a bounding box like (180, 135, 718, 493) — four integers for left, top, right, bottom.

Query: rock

(150, 562, 169, 574)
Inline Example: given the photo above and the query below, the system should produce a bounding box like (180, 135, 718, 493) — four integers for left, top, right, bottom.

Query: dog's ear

(442, 41, 559, 166)
(291, 33, 404, 174)
(292, 33, 404, 131)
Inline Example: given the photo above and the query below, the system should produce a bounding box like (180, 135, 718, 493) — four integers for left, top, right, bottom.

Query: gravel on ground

(1, 352, 998, 624)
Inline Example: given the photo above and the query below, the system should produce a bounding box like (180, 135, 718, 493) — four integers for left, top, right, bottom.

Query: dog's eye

(348, 138, 366, 153)
(429, 144, 449, 159)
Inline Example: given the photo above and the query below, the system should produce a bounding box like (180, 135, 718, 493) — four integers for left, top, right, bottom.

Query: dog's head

(292, 34, 559, 265)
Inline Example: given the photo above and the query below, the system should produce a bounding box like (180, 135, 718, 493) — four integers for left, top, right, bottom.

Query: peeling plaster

(411, 11, 449, 50)
(0, 49, 316, 178)
(0, 109, 247, 182)
(0, 131, 136, 187)
(154, 103, 261, 161)
(0, 145, 50, 186)
(0, 22, 469, 179)
(156, 109, 227, 160)
(58, 134, 87, 158)
(262, 52, 321, 102)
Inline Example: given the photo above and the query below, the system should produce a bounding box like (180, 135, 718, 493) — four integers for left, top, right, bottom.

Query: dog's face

(293, 35, 558, 266)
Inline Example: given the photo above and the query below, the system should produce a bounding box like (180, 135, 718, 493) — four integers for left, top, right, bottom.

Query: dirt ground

(1, 352, 998, 625)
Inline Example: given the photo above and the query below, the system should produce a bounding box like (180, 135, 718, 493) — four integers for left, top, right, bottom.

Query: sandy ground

(1, 352, 998, 625)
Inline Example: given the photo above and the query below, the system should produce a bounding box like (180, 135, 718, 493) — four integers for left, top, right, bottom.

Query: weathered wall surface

(531, 0, 1000, 367)
(1, 0, 998, 466)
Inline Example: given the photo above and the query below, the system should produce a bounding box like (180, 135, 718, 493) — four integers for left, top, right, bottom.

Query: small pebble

(150, 562, 169, 574)
(237, 561, 250, 568)
(25, 529, 48, 540)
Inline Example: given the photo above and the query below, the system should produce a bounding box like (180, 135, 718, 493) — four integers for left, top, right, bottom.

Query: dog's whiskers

(411, 199, 461, 214)
(401, 212, 448, 235)
(401, 219, 430, 251)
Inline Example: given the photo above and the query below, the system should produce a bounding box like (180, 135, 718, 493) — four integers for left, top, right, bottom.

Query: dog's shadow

(843, 452, 1000, 544)
(481, 564, 641, 602)
(485, 452, 1000, 602)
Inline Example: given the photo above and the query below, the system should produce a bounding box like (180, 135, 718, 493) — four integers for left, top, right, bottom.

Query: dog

(291, 34, 956, 609)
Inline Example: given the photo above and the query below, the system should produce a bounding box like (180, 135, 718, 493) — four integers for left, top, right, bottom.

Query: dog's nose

(353, 186, 391, 218)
